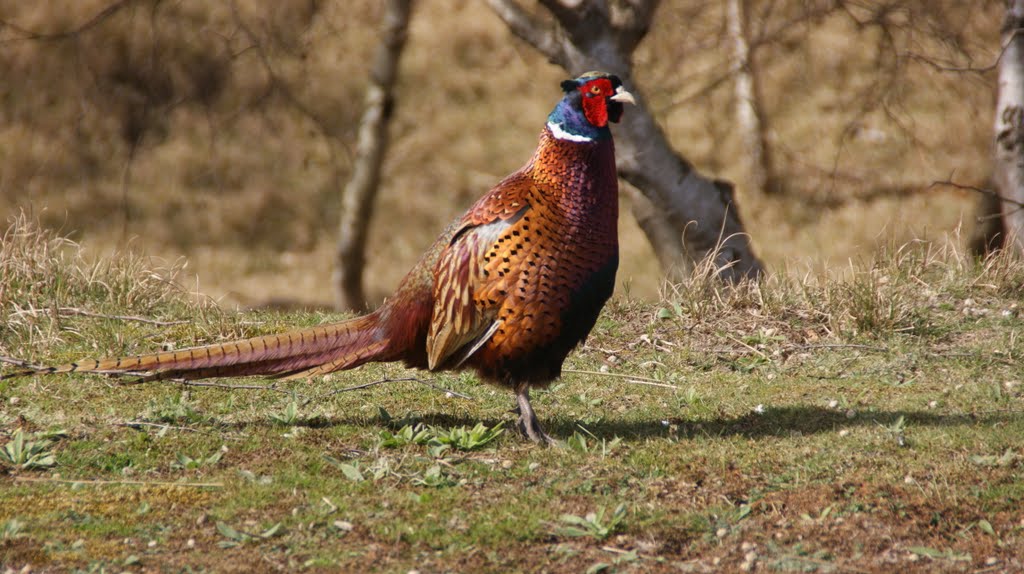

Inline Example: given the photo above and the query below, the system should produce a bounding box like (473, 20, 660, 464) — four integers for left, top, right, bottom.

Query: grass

(3, 218, 1024, 573)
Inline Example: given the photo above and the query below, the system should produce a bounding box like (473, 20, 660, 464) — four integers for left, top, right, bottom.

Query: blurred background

(0, 0, 1001, 308)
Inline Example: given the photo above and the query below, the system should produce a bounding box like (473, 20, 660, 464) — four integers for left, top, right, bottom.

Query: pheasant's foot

(515, 385, 558, 445)
(517, 413, 557, 445)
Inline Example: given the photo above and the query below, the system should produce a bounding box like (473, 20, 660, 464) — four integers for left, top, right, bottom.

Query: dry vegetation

(0, 0, 1005, 306)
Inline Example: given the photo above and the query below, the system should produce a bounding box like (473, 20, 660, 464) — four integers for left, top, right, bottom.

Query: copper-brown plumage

(4, 72, 635, 443)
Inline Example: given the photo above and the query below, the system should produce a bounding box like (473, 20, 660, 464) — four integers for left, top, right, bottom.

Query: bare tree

(994, 0, 1024, 254)
(334, 0, 414, 310)
(487, 0, 764, 282)
(727, 0, 780, 195)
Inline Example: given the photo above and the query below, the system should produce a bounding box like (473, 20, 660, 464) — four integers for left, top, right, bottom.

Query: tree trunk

(994, 0, 1024, 255)
(727, 0, 780, 195)
(488, 0, 763, 281)
(968, 187, 1006, 256)
(334, 0, 413, 311)
(628, 187, 689, 281)
(613, 81, 762, 280)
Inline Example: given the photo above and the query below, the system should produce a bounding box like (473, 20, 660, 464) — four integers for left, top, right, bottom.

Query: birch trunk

(994, 0, 1024, 254)
(334, 0, 413, 310)
(727, 0, 779, 195)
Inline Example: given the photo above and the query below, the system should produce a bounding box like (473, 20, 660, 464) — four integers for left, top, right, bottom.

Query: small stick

(114, 421, 201, 433)
(0, 356, 36, 368)
(14, 476, 223, 488)
(160, 379, 295, 396)
(727, 335, 770, 359)
(600, 546, 635, 555)
(563, 369, 681, 390)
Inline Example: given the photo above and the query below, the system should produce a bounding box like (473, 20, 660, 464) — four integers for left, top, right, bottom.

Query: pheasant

(3, 71, 635, 444)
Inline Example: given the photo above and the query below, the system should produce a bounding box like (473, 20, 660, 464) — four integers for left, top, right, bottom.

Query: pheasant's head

(547, 71, 635, 142)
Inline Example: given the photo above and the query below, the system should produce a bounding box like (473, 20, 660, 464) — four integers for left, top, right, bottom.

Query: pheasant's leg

(515, 383, 557, 445)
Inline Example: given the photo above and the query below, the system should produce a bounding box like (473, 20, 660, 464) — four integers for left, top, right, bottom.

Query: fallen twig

(13, 476, 223, 488)
(156, 379, 295, 397)
(114, 421, 201, 433)
(563, 369, 680, 390)
(727, 336, 770, 359)
(0, 356, 36, 368)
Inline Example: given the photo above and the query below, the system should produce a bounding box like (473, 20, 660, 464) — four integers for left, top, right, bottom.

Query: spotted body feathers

(4, 72, 635, 443)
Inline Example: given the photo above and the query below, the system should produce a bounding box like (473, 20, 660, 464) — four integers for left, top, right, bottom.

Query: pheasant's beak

(610, 86, 636, 105)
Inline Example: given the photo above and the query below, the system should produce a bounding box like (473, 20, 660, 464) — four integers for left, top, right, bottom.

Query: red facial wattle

(579, 78, 615, 127)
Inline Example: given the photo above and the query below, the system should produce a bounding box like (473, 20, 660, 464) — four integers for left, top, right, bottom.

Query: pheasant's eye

(589, 84, 602, 95)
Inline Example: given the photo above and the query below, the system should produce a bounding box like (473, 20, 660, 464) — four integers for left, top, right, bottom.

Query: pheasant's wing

(426, 180, 531, 370)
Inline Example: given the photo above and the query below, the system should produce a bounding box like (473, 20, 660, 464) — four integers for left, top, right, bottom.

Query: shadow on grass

(221, 405, 1024, 443)
(657, 406, 1024, 440)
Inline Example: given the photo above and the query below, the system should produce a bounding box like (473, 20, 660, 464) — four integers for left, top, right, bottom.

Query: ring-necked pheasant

(3, 71, 635, 444)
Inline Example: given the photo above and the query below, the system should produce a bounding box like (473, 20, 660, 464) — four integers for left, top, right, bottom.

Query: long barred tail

(1, 312, 392, 382)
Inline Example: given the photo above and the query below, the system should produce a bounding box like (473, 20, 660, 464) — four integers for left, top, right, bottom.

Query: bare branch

(901, 51, 997, 74)
(486, 0, 567, 66)
(562, 368, 680, 390)
(930, 180, 1024, 210)
(14, 476, 223, 488)
(229, 1, 347, 146)
(0, 0, 134, 44)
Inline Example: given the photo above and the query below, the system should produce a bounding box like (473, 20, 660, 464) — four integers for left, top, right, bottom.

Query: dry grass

(661, 234, 1024, 346)
(0, 1, 1005, 307)
(0, 213, 206, 359)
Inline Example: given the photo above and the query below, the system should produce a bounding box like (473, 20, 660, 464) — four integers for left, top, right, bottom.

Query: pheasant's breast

(470, 179, 618, 381)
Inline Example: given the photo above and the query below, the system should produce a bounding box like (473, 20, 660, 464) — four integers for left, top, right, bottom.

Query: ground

(2, 221, 1022, 572)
